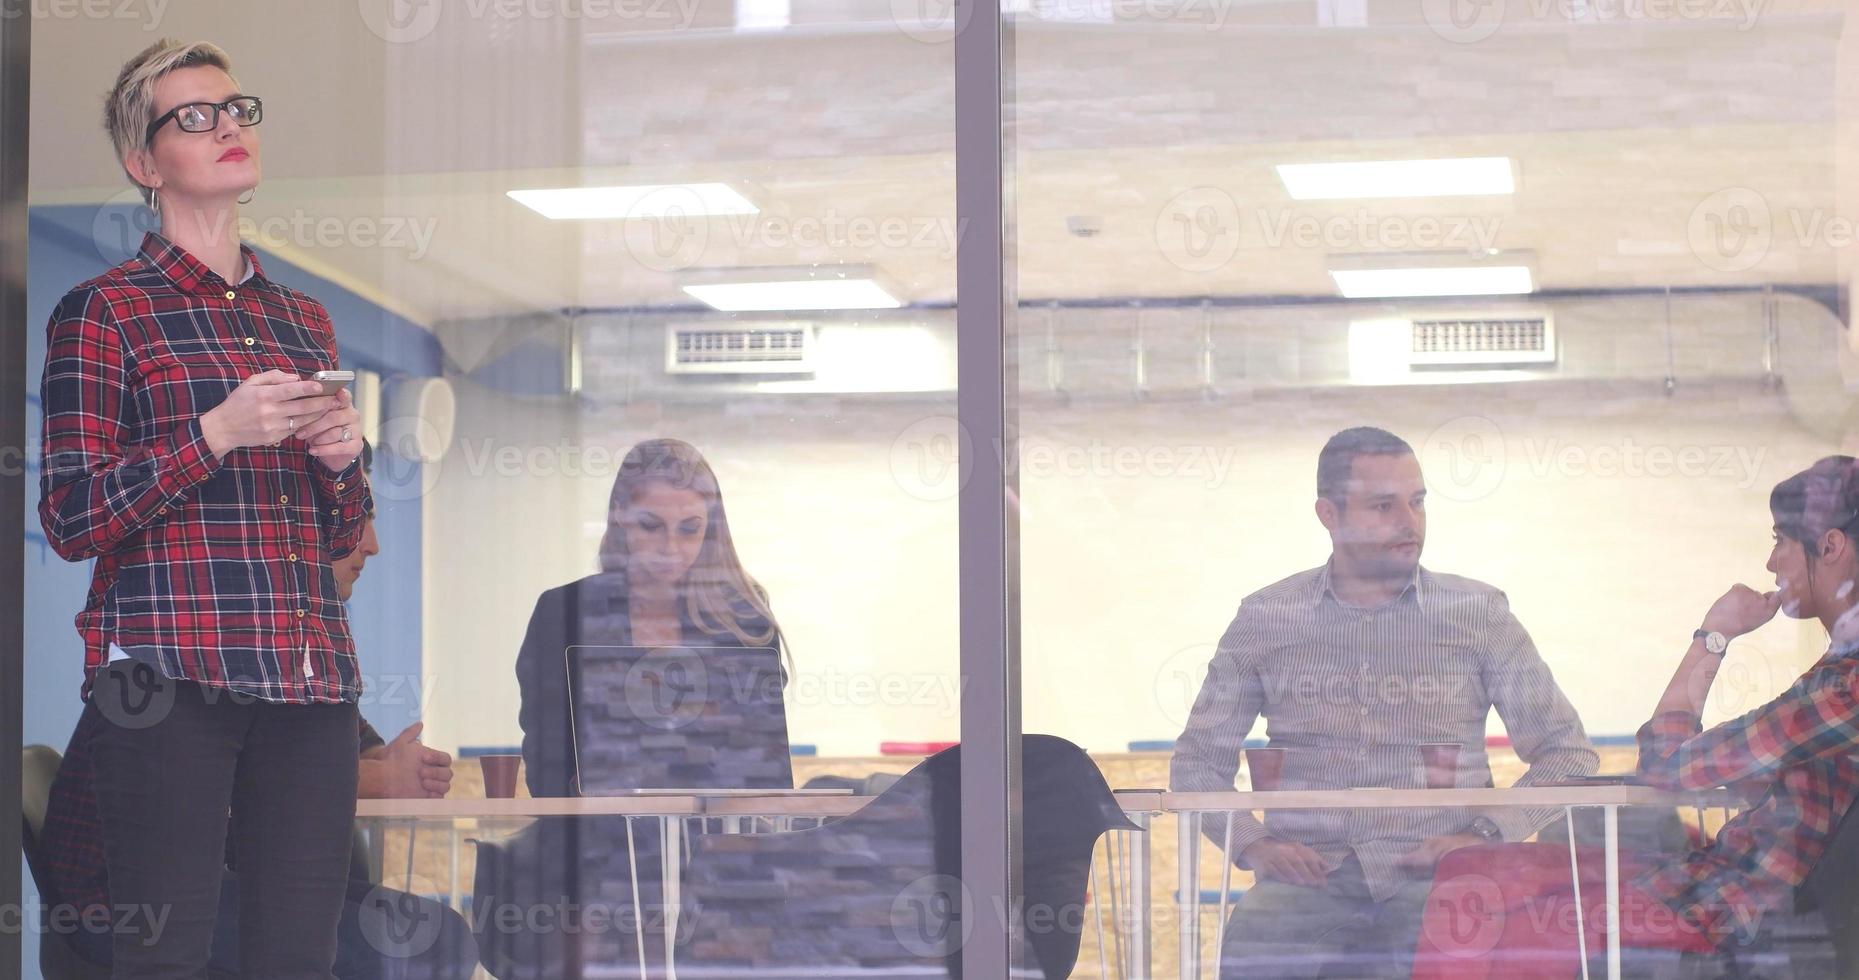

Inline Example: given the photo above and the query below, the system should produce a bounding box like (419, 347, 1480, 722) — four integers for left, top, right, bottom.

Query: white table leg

(1091, 846, 1111, 979)
(365, 821, 385, 882)
(661, 816, 683, 980)
(623, 818, 649, 978)
(1565, 807, 1590, 980)
(1107, 831, 1127, 974)
(1604, 804, 1621, 980)
(1128, 815, 1151, 980)
(1216, 815, 1235, 980)
(449, 823, 461, 912)
(1178, 812, 1199, 979)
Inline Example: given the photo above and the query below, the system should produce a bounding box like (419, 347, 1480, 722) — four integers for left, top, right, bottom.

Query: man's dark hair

(1317, 427, 1414, 502)
(357, 439, 376, 521)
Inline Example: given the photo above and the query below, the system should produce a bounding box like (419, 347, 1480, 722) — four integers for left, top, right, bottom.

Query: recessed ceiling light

(681, 271, 903, 312)
(507, 183, 758, 220)
(1277, 158, 1515, 200)
(1330, 265, 1534, 298)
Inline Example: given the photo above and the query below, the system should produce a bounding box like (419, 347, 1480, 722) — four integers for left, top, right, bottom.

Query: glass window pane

(16, 6, 1031, 976)
(1013, 4, 1859, 978)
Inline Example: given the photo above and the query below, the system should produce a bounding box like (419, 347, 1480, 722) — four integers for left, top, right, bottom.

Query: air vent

(664, 324, 816, 375)
(1407, 314, 1555, 367)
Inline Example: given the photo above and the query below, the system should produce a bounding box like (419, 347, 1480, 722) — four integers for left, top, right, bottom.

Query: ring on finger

(341, 426, 352, 443)
(287, 416, 297, 431)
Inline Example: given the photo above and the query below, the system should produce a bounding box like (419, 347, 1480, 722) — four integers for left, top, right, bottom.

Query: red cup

(1421, 742, 1460, 789)
(1245, 747, 1286, 792)
(480, 755, 521, 799)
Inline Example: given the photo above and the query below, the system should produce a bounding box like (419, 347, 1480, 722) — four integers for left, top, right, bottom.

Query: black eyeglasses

(144, 96, 263, 145)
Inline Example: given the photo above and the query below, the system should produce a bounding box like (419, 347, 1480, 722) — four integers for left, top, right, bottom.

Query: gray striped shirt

(1169, 563, 1598, 901)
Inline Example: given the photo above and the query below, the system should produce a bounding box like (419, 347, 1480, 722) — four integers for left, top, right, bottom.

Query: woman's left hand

(294, 387, 362, 473)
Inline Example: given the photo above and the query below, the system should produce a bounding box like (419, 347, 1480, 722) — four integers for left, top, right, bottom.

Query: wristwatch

(1466, 816, 1502, 842)
(1693, 629, 1729, 656)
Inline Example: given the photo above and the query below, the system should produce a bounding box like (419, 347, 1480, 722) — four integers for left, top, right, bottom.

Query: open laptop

(566, 644, 794, 795)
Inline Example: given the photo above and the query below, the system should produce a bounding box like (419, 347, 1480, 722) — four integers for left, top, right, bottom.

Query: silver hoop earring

(237, 189, 255, 206)
(148, 191, 161, 217)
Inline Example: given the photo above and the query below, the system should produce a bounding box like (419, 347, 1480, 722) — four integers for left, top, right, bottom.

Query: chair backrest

(21, 745, 115, 980)
(1798, 792, 1859, 979)
(680, 734, 1141, 978)
(22, 744, 63, 845)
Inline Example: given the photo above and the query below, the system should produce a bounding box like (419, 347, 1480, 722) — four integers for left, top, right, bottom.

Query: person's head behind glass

(598, 438, 778, 647)
(332, 439, 378, 602)
(1315, 426, 1426, 587)
(1767, 455, 1859, 643)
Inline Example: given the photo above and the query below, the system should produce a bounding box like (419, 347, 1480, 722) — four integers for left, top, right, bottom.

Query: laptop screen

(566, 644, 794, 794)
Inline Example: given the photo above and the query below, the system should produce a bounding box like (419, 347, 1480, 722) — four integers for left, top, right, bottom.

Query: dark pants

(219, 874, 478, 980)
(89, 661, 361, 979)
(70, 868, 480, 980)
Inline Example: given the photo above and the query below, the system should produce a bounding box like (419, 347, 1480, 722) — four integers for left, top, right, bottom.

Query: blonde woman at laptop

(514, 438, 787, 797)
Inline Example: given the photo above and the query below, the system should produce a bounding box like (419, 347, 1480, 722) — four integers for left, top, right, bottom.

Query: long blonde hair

(597, 439, 782, 653)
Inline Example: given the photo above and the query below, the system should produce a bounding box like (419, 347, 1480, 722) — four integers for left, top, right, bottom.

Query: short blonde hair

(103, 39, 238, 207)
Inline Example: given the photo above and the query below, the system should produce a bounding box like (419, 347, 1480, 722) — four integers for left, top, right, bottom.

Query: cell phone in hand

(312, 370, 354, 396)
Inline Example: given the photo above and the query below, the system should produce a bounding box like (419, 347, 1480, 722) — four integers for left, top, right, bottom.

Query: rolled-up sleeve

(1637, 656, 1859, 792)
(39, 286, 223, 561)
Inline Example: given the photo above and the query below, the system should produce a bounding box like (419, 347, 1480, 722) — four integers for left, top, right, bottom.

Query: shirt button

(330, 507, 340, 516)
(158, 507, 169, 516)
(278, 494, 289, 504)
(224, 290, 236, 300)
(335, 482, 346, 490)
(288, 553, 299, 562)
(243, 337, 256, 346)
(297, 609, 307, 618)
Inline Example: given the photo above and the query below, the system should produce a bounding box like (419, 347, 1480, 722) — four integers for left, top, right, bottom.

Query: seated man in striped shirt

(1170, 425, 1599, 979)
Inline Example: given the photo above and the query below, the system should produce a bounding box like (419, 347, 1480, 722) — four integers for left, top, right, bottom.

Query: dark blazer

(514, 569, 786, 797)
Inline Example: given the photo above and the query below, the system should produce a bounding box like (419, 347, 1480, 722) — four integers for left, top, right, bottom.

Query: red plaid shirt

(1634, 645, 1859, 946)
(38, 232, 371, 704)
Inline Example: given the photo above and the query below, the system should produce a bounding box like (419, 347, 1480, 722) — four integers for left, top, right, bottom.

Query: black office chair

(1586, 795, 1859, 980)
(21, 745, 113, 980)
(676, 734, 1142, 979)
(1649, 796, 1859, 980)
(1791, 792, 1859, 980)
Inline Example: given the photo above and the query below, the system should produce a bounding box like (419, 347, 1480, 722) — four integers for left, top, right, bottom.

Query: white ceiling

(25, 0, 1859, 325)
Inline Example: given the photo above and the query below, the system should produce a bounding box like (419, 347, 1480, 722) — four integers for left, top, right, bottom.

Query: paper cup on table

(1244, 747, 1285, 792)
(480, 755, 521, 799)
(1420, 742, 1460, 789)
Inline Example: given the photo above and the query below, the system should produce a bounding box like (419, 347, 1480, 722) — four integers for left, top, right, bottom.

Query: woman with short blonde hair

(39, 38, 369, 977)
